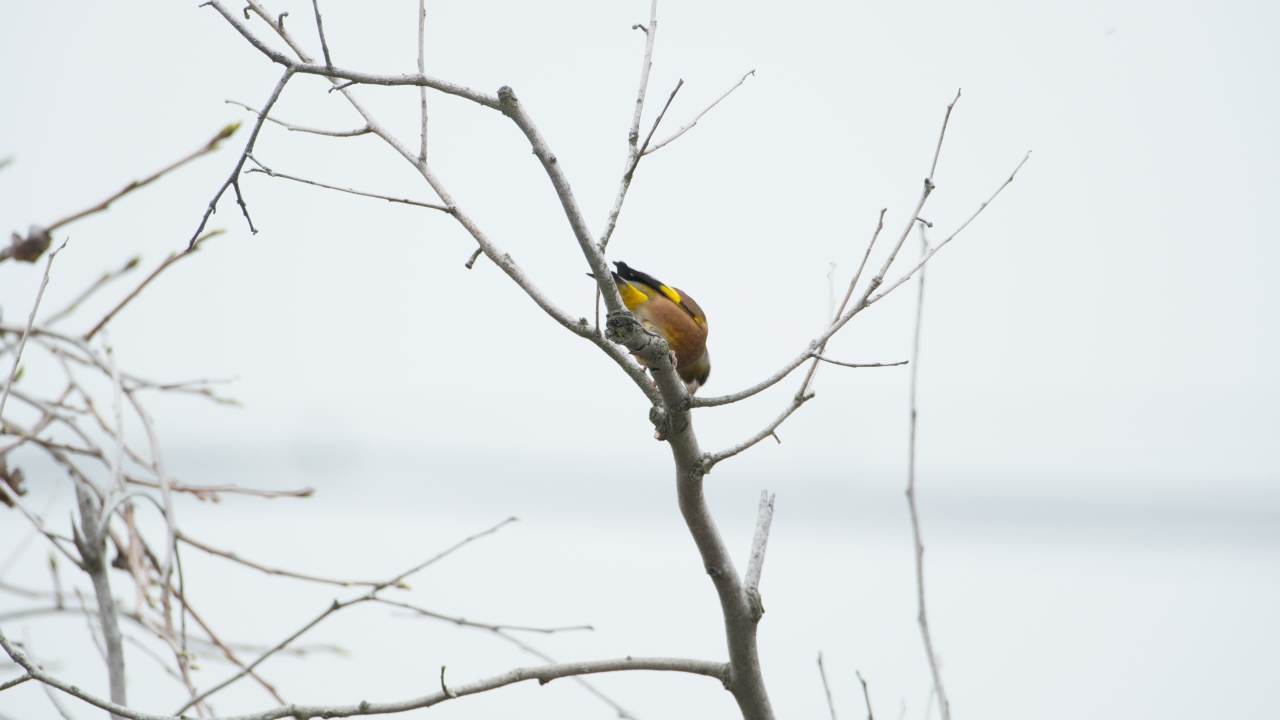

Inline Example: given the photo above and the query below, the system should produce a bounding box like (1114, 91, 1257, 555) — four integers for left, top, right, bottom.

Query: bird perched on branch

(610, 261, 711, 394)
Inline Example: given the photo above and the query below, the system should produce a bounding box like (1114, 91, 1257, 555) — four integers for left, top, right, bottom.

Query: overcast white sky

(2, 0, 1278, 718)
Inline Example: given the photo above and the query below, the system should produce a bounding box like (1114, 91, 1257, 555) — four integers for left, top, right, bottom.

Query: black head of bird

(610, 261, 711, 394)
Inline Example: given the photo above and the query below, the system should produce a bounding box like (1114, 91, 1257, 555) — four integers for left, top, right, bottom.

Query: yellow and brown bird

(611, 261, 711, 394)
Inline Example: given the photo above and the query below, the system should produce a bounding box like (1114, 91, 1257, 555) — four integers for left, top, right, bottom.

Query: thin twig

(0, 673, 32, 692)
(818, 652, 838, 720)
(83, 230, 222, 341)
(123, 390, 180, 665)
(810, 355, 907, 369)
(309, 0, 332, 67)
(627, 0, 659, 149)
(868, 152, 1031, 306)
(245, 156, 451, 212)
(597, 0, 659, 252)
(702, 392, 813, 473)
(644, 69, 756, 155)
(597, 75, 685, 255)
(42, 256, 141, 325)
(45, 127, 238, 233)
(124, 476, 313, 500)
(928, 90, 961, 179)
(906, 225, 950, 720)
(1, 239, 67, 422)
(856, 670, 875, 720)
(178, 531, 394, 589)
(416, 0, 428, 166)
(795, 210, 887, 399)
(376, 598, 592, 635)
(224, 100, 371, 137)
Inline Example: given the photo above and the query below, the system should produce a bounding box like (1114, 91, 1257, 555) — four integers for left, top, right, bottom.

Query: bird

(610, 261, 711, 394)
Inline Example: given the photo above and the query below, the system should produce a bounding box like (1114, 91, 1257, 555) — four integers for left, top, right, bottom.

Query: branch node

(649, 405, 669, 441)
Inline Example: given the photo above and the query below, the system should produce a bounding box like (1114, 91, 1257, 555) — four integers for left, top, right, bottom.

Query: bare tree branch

(694, 94, 1027, 411)
(204, 1, 501, 109)
(387, 598, 639, 718)
(172, 517, 517, 713)
(1, 628, 727, 720)
(187, 67, 295, 249)
(218, 0, 663, 406)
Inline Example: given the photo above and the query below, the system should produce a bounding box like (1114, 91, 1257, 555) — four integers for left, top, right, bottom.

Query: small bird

(611, 261, 711, 394)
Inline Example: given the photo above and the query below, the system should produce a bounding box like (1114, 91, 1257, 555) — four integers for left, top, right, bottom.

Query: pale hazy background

(1, 0, 1277, 718)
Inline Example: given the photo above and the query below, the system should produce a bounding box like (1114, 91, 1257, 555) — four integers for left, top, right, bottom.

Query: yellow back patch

(618, 281, 649, 310)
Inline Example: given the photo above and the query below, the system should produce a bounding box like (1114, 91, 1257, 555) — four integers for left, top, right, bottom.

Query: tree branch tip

(440, 666, 458, 698)
(212, 121, 242, 145)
